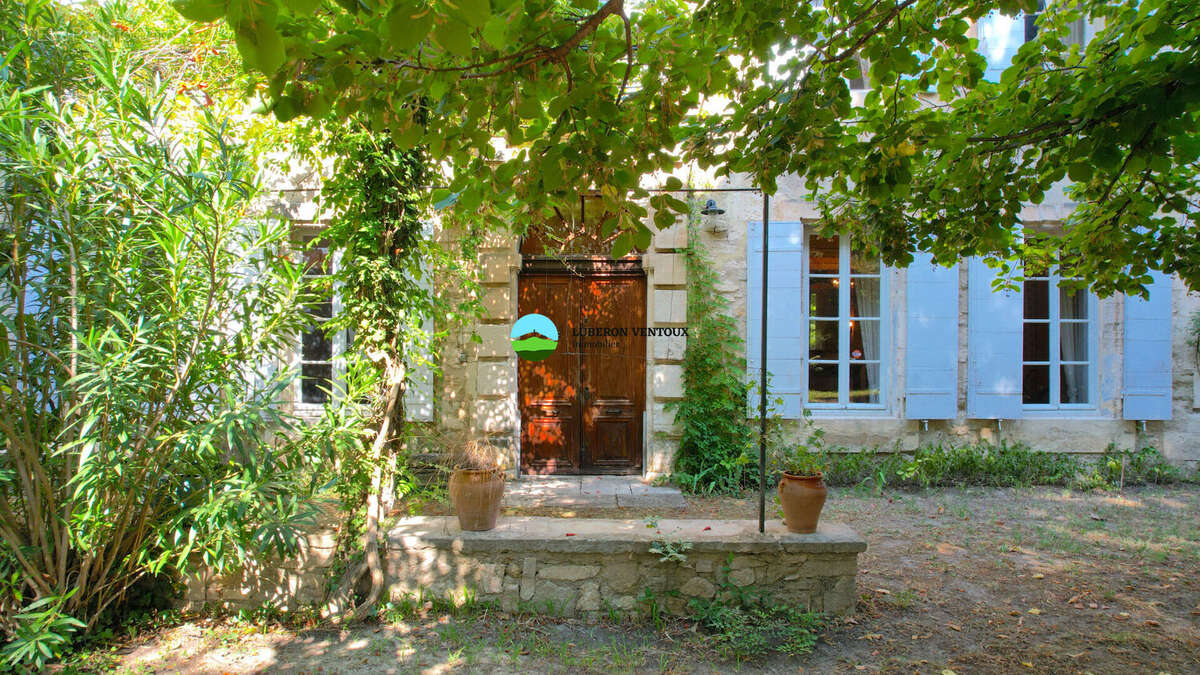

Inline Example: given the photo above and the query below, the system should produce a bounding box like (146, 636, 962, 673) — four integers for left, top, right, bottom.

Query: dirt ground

(72, 485, 1200, 674)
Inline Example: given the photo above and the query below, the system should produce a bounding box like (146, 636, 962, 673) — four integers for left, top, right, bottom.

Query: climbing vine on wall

(667, 214, 755, 494)
(294, 117, 480, 620)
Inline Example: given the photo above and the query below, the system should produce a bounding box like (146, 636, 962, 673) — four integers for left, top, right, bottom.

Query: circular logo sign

(510, 313, 559, 361)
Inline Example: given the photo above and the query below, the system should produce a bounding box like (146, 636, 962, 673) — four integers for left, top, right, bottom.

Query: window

(290, 230, 436, 420)
(1022, 269, 1094, 408)
(805, 233, 885, 407)
(297, 236, 342, 406)
(977, 1, 1086, 82)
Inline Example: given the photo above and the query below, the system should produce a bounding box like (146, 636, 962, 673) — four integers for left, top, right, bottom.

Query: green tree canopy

(177, 0, 1200, 294)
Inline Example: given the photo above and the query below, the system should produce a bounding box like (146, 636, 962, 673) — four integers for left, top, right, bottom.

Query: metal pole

(758, 193, 769, 534)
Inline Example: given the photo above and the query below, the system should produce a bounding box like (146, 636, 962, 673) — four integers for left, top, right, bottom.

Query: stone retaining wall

(386, 517, 866, 616)
(178, 516, 867, 618)
(179, 530, 338, 611)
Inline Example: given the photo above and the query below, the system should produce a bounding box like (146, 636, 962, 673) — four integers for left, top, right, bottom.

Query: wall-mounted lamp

(700, 198, 727, 234)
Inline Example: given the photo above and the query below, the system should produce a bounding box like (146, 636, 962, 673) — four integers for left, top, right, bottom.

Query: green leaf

(332, 64, 353, 89)
(388, 5, 434, 51)
(447, 0, 491, 28)
(434, 21, 473, 57)
(1067, 162, 1093, 183)
(1173, 135, 1200, 164)
(172, 0, 226, 22)
(516, 95, 540, 119)
(236, 19, 286, 75)
(1091, 145, 1121, 171)
(611, 231, 634, 258)
(633, 226, 652, 250)
(391, 123, 423, 149)
(482, 14, 509, 48)
(542, 162, 562, 191)
(288, 0, 323, 16)
(273, 93, 300, 121)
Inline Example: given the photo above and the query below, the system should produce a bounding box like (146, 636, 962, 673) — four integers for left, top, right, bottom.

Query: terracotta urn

(448, 468, 505, 531)
(778, 472, 827, 534)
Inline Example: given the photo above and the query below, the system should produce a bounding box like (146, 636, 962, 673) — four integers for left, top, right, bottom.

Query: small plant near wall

(667, 212, 755, 494)
(688, 557, 822, 661)
(649, 539, 693, 564)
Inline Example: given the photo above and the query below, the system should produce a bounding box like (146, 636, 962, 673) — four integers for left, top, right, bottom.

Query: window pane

(1060, 322, 1088, 362)
(808, 277, 839, 317)
(809, 235, 839, 274)
(850, 277, 880, 317)
(1060, 364, 1089, 404)
(301, 363, 333, 404)
(1022, 365, 1050, 404)
(303, 247, 329, 275)
(850, 249, 879, 274)
(307, 300, 333, 319)
(1060, 287, 1087, 319)
(302, 327, 332, 361)
(808, 363, 838, 403)
(849, 319, 880, 361)
(1023, 280, 1048, 319)
(849, 363, 880, 403)
(1023, 322, 1049, 361)
(809, 320, 839, 360)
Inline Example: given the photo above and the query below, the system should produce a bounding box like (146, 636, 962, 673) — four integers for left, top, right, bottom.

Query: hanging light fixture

(699, 198, 725, 215)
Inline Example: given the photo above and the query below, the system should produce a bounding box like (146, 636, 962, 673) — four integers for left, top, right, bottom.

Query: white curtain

(1059, 322, 1087, 403)
(853, 280, 881, 402)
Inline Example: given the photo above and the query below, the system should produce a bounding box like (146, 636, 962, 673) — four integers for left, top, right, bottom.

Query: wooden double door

(518, 263, 646, 474)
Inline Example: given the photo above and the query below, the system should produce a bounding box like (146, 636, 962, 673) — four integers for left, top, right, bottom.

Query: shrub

(821, 442, 1192, 491)
(0, 1, 325, 661)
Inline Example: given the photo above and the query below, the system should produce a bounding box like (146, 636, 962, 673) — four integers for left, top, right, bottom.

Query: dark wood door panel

(578, 276, 645, 474)
(518, 274, 579, 474)
(521, 400, 578, 474)
(518, 268, 645, 475)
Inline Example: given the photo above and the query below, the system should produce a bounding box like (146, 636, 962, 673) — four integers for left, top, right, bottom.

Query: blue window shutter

(966, 258, 1024, 419)
(1123, 272, 1173, 420)
(905, 254, 959, 419)
(747, 221, 806, 418)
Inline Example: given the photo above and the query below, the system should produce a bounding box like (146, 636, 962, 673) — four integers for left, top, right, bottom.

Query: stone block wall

(644, 220, 689, 474)
(179, 529, 338, 611)
(385, 517, 865, 617)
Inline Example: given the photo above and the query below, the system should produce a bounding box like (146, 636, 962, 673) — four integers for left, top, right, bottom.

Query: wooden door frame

(517, 256, 646, 475)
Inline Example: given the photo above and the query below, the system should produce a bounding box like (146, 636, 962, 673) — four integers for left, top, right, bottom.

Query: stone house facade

(266, 167, 1200, 478)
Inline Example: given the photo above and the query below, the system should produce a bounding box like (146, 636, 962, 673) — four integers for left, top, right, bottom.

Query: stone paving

(503, 475, 688, 509)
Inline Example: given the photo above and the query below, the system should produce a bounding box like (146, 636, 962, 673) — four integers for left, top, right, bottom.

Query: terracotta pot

(778, 472, 827, 534)
(448, 468, 505, 531)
